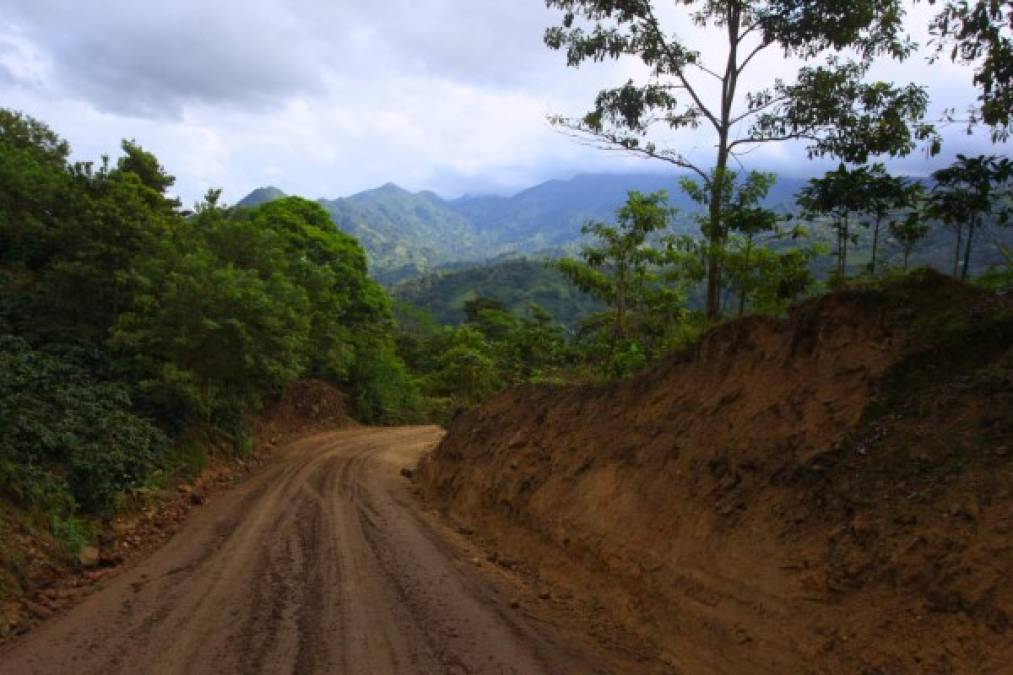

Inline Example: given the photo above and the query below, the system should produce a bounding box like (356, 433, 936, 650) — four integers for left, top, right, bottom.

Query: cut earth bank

(419, 271, 1013, 675)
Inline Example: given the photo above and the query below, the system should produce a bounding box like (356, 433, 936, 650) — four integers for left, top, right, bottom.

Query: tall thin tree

(544, 0, 940, 317)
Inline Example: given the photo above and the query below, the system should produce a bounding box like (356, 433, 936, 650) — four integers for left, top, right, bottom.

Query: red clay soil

(419, 271, 1013, 675)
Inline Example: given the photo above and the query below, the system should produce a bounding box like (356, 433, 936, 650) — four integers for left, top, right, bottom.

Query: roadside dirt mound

(419, 271, 1013, 674)
(253, 379, 357, 442)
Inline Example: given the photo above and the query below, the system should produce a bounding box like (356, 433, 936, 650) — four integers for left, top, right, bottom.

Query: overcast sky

(1, 0, 1008, 207)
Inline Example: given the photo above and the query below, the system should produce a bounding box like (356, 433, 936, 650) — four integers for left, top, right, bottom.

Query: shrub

(0, 336, 168, 515)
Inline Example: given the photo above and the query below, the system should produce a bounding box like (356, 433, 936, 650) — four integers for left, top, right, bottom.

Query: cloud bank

(0, 1, 1006, 206)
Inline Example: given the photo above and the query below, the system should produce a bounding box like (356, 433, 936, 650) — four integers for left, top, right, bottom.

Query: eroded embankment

(419, 272, 1013, 675)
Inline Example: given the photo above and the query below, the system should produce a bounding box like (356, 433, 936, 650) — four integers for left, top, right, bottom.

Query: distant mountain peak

(236, 186, 286, 208)
(373, 182, 410, 195)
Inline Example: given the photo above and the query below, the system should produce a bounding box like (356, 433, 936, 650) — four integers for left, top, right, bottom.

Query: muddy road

(0, 427, 641, 675)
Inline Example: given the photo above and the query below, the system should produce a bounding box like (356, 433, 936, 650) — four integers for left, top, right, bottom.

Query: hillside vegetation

(235, 173, 809, 283)
(392, 258, 604, 329)
(0, 110, 418, 601)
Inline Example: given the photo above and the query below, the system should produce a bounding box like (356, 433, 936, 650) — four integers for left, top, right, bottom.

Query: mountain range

(236, 172, 808, 283)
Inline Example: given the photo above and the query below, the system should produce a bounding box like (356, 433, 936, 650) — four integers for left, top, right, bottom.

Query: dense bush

(0, 336, 167, 515)
(0, 110, 419, 527)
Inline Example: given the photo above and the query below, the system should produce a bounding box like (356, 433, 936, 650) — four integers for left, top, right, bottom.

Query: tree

(545, 0, 939, 318)
(888, 213, 931, 269)
(116, 139, 179, 206)
(682, 171, 781, 315)
(856, 165, 923, 275)
(428, 326, 502, 406)
(0, 109, 75, 269)
(505, 305, 570, 378)
(241, 197, 391, 381)
(796, 164, 870, 278)
(36, 167, 176, 340)
(928, 0, 1013, 139)
(925, 154, 1013, 279)
(557, 190, 680, 366)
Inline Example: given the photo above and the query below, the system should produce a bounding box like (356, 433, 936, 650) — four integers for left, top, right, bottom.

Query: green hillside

(236, 174, 1012, 292)
(319, 184, 500, 284)
(392, 258, 603, 329)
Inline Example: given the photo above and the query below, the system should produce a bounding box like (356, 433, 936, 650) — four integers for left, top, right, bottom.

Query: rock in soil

(23, 601, 52, 621)
(77, 546, 100, 568)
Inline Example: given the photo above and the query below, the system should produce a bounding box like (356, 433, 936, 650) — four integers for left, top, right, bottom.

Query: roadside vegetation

(0, 110, 418, 563)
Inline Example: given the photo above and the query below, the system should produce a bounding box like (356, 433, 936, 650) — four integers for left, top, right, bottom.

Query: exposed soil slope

(419, 271, 1013, 674)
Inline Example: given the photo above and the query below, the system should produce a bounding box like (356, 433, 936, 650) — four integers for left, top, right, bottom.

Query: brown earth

(0, 426, 662, 675)
(253, 378, 358, 440)
(419, 272, 1013, 674)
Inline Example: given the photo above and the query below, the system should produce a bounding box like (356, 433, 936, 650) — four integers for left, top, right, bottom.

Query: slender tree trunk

(961, 218, 976, 280)
(870, 216, 882, 274)
(737, 234, 753, 317)
(902, 247, 910, 270)
(837, 214, 850, 277)
(704, 4, 740, 320)
(611, 251, 627, 361)
(839, 226, 844, 276)
(953, 223, 964, 277)
(705, 149, 728, 319)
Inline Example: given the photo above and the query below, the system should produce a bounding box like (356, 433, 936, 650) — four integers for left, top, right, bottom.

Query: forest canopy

(0, 109, 416, 523)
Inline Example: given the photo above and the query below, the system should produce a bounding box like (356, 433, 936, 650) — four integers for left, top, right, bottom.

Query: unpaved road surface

(0, 427, 633, 675)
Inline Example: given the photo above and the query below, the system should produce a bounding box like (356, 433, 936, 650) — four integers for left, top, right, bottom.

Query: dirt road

(0, 427, 636, 675)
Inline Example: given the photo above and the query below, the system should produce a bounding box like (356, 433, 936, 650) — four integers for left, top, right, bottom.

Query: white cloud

(0, 0, 1007, 206)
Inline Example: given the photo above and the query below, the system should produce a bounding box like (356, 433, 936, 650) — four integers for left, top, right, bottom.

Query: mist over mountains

(236, 172, 808, 283)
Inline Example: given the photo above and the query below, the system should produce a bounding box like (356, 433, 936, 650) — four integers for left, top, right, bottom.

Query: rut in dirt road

(0, 427, 618, 675)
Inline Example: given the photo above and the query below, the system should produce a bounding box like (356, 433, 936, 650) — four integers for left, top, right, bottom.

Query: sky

(0, 0, 1008, 207)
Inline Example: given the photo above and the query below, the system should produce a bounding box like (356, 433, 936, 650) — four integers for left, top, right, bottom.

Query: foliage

(349, 345, 422, 424)
(925, 154, 1013, 279)
(682, 170, 820, 315)
(795, 164, 921, 280)
(394, 294, 574, 414)
(0, 336, 168, 516)
(855, 167, 924, 275)
(393, 258, 604, 329)
(929, 0, 1013, 139)
(557, 190, 688, 371)
(544, 0, 938, 317)
(0, 110, 75, 270)
(888, 213, 932, 270)
(0, 109, 418, 527)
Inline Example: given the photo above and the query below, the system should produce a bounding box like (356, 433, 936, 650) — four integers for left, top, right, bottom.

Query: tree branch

(641, 5, 720, 131)
(550, 120, 710, 183)
(728, 95, 787, 126)
(690, 61, 724, 82)
(728, 132, 820, 150)
(736, 40, 771, 75)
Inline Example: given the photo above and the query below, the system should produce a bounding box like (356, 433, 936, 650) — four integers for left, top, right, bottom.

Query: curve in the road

(0, 427, 624, 675)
